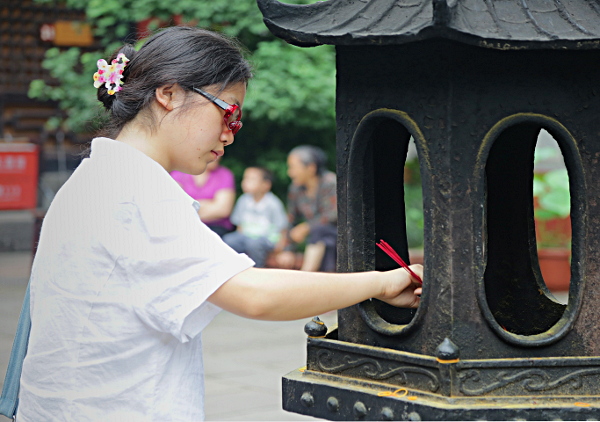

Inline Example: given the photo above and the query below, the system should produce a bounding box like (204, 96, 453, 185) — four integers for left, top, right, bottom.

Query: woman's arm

(197, 188, 235, 222)
(208, 265, 423, 321)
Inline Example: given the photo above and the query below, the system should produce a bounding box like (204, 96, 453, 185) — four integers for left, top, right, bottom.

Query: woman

(275, 145, 337, 272)
(171, 156, 235, 237)
(17, 26, 422, 421)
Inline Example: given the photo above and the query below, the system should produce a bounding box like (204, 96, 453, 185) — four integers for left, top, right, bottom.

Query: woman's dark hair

(289, 145, 328, 176)
(97, 26, 253, 138)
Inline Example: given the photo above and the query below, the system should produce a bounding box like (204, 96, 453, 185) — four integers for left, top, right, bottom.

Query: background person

(275, 145, 337, 272)
(16, 27, 422, 422)
(171, 156, 235, 237)
(223, 166, 287, 267)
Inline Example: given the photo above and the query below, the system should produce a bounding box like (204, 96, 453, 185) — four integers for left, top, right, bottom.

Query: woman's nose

(221, 128, 235, 146)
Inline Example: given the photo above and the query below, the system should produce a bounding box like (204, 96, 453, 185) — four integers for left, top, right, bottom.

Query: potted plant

(404, 158, 425, 264)
(532, 147, 571, 292)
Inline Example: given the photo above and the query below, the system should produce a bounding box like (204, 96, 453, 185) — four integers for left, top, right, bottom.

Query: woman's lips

(210, 150, 224, 160)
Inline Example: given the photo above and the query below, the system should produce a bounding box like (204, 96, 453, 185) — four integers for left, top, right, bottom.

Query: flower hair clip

(93, 53, 129, 95)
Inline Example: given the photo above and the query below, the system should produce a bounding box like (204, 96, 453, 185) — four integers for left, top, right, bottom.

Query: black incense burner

(259, 0, 600, 419)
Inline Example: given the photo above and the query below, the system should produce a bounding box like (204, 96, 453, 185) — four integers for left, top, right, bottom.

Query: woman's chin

(182, 164, 207, 176)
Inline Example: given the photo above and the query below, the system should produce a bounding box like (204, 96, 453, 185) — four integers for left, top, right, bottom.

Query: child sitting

(223, 167, 287, 267)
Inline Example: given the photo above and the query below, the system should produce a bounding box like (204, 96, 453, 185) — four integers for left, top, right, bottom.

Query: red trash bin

(0, 143, 39, 210)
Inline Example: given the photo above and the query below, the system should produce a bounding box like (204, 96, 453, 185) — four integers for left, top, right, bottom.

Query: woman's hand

(375, 265, 423, 308)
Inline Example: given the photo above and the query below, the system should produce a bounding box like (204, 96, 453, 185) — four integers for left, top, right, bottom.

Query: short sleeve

(272, 195, 288, 231)
(229, 194, 246, 226)
(116, 198, 254, 343)
(310, 172, 337, 227)
(286, 184, 300, 226)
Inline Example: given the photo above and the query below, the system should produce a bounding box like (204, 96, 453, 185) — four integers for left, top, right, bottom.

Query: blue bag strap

(0, 282, 31, 418)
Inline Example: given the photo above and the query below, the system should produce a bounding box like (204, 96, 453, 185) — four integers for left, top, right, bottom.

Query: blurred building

(0, 0, 99, 251)
(0, 0, 98, 210)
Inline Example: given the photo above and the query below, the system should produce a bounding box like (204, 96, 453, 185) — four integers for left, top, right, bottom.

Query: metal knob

(353, 401, 367, 418)
(300, 392, 314, 408)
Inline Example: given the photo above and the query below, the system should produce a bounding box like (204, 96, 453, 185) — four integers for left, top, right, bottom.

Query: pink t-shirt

(171, 166, 235, 230)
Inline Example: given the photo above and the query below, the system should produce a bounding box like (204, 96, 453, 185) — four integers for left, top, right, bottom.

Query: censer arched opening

(477, 114, 585, 346)
(347, 109, 428, 336)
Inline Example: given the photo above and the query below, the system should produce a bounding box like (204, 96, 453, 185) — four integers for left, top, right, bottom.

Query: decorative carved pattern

(459, 368, 600, 396)
(316, 349, 440, 392)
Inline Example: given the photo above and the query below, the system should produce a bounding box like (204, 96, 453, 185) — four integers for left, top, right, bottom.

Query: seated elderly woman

(274, 145, 337, 272)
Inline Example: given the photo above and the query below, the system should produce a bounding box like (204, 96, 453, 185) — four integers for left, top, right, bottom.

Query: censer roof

(258, 0, 600, 49)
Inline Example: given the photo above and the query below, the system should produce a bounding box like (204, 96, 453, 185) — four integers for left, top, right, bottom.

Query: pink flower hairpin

(93, 53, 129, 95)
(376, 239, 423, 285)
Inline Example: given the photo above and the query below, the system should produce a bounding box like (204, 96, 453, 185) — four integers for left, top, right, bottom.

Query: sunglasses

(193, 87, 243, 135)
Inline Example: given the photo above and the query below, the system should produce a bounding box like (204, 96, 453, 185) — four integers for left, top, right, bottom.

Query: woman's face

(164, 82, 246, 175)
(287, 153, 314, 187)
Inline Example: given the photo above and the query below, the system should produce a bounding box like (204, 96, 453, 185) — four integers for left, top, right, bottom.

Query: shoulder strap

(0, 283, 31, 418)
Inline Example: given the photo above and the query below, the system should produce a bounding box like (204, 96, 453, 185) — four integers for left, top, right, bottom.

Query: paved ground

(0, 211, 36, 252)
(0, 250, 331, 421)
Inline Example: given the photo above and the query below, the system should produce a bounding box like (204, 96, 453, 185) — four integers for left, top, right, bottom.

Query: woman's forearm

(208, 266, 421, 321)
(289, 222, 310, 244)
(198, 189, 235, 221)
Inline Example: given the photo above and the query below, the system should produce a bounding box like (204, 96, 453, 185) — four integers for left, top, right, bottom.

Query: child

(16, 27, 422, 421)
(223, 166, 287, 267)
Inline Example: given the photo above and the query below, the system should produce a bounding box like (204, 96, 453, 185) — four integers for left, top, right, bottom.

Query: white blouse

(18, 138, 254, 421)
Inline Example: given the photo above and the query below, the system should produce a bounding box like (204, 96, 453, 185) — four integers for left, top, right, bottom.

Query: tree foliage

(29, 0, 336, 198)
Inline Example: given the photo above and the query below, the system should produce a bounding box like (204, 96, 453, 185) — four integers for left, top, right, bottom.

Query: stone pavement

(0, 250, 332, 421)
(0, 210, 36, 252)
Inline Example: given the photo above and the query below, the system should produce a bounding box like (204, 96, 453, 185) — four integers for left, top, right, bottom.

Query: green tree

(29, 0, 336, 198)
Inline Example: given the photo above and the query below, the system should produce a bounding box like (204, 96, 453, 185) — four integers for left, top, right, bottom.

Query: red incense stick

(376, 239, 423, 285)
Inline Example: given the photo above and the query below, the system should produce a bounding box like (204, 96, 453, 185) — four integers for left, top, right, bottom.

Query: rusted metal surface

(283, 325, 600, 419)
(283, 367, 600, 420)
(259, 0, 600, 419)
(333, 42, 598, 358)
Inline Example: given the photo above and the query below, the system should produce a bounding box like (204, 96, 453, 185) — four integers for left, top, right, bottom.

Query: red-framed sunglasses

(193, 87, 243, 135)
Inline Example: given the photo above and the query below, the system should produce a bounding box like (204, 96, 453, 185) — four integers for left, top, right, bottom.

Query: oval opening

(372, 130, 423, 326)
(348, 109, 428, 336)
(484, 122, 569, 336)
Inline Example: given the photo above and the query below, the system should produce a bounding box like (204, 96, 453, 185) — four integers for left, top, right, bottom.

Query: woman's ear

(155, 84, 180, 111)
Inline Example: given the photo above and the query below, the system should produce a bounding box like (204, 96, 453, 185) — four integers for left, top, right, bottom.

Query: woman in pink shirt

(171, 157, 235, 237)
